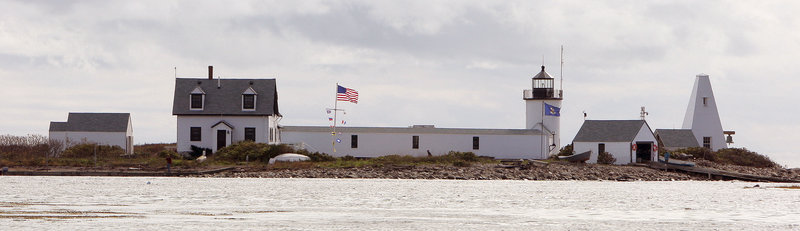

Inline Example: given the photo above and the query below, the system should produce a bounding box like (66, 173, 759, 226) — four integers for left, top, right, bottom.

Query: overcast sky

(2, 1, 799, 167)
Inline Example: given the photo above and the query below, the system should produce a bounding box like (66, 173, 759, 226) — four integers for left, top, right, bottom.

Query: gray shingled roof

(282, 126, 543, 135)
(572, 120, 649, 142)
(49, 113, 131, 132)
(655, 129, 699, 148)
(172, 78, 279, 116)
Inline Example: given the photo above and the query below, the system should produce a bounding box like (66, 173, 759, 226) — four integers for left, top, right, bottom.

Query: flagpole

(333, 83, 339, 152)
(541, 102, 545, 159)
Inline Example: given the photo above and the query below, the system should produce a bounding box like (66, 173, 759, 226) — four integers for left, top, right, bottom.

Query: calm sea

(1, 177, 798, 230)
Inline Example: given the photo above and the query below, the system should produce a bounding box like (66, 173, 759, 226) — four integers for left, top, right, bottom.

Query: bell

(726, 134, 734, 144)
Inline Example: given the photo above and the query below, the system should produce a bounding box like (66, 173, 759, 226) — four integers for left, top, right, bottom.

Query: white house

(49, 112, 134, 154)
(572, 120, 657, 165)
(682, 73, 727, 150)
(172, 66, 281, 154)
(654, 129, 699, 151)
(281, 65, 563, 159)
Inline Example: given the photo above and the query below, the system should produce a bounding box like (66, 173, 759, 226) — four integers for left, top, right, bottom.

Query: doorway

(217, 130, 227, 150)
(636, 142, 652, 163)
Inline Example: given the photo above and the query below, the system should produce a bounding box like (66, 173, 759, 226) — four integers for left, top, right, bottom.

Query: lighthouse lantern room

(532, 66, 555, 98)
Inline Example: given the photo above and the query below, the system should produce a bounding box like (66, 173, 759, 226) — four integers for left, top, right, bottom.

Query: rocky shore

(694, 159, 800, 180)
(205, 162, 722, 181)
(7, 161, 799, 181)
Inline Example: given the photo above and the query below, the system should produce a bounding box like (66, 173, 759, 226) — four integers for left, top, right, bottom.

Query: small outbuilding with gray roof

(49, 112, 134, 154)
(654, 129, 700, 151)
(571, 120, 657, 164)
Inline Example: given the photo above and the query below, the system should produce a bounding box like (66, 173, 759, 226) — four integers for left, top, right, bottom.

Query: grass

(0, 141, 205, 170)
(1, 138, 490, 170)
(774, 185, 800, 189)
(673, 147, 779, 168)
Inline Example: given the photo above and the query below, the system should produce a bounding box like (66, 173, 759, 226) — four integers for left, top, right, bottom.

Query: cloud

(2, 0, 800, 167)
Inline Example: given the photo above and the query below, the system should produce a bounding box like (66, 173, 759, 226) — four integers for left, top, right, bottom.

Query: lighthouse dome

(533, 65, 554, 79)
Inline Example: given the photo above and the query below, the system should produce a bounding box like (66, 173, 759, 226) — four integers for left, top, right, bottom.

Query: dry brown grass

(774, 185, 800, 189)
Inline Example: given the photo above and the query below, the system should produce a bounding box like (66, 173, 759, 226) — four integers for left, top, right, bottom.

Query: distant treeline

(0, 134, 63, 160)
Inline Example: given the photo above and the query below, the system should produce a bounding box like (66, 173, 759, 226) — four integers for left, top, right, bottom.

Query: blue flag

(545, 103, 560, 116)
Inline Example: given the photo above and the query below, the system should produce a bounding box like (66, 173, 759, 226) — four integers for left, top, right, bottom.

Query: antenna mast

(560, 45, 564, 97)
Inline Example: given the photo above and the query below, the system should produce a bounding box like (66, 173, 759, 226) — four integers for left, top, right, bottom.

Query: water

(1, 177, 799, 230)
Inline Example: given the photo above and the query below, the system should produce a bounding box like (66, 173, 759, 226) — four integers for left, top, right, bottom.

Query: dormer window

(243, 95, 255, 109)
(242, 87, 257, 111)
(190, 87, 205, 110)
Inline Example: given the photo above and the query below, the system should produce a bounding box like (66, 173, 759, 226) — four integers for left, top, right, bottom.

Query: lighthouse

(682, 73, 727, 151)
(524, 66, 563, 159)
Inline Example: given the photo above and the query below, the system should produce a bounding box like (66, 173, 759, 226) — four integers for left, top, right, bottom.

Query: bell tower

(524, 66, 563, 158)
(682, 73, 727, 151)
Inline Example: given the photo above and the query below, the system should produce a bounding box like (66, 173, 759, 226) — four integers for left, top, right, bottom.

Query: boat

(269, 153, 311, 164)
(558, 151, 591, 163)
(657, 156, 696, 167)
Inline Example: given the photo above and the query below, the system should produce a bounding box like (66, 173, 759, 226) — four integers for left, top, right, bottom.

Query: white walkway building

(281, 66, 563, 159)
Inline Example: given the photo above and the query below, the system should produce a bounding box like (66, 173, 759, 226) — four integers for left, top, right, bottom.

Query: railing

(523, 89, 563, 99)
(523, 89, 533, 99)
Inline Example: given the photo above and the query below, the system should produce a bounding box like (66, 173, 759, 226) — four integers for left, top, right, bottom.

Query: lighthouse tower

(682, 73, 727, 151)
(524, 66, 563, 159)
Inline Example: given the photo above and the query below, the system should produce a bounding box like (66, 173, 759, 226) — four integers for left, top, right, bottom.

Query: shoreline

(205, 162, 799, 182)
(207, 162, 705, 181)
(7, 161, 798, 182)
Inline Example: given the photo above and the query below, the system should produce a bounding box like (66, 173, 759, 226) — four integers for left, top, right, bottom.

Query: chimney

(208, 66, 213, 80)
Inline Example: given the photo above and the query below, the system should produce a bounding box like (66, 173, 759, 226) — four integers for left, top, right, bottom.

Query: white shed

(571, 120, 657, 165)
(49, 113, 134, 154)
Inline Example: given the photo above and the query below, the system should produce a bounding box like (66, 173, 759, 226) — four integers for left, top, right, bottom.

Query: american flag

(337, 85, 358, 103)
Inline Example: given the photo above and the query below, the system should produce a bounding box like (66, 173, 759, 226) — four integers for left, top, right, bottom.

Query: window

(190, 127, 201, 141)
(243, 94, 256, 110)
(598, 143, 605, 155)
(268, 127, 274, 143)
(412, 136, 419, 149)
(242, 87, 257, 111)
(190, 94, 204, 109)
(703, 97, 708, 106)
(472, 136, 479, 150)
(703, 137, 711, 149)
(244, 127, 256, 142)
(351, 135, 358, 149)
